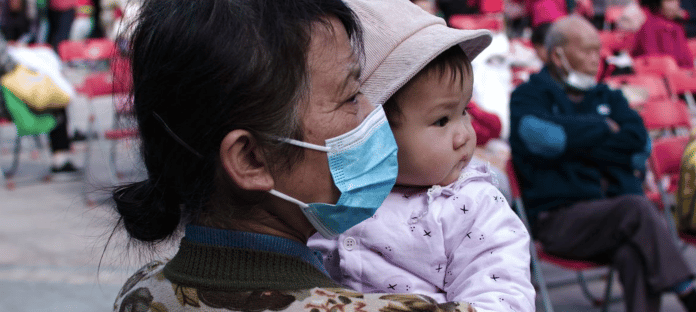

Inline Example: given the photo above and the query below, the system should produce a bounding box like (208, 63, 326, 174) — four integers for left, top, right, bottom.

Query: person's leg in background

(47, 7, 78, 172)
(47, 8, 75, 49)
(535, 195, 696, 312)
(48, 108, 76, 172)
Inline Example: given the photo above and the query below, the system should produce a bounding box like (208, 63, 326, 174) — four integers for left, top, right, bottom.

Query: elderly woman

(632, 0, 694, 68)
(110, 0, 496, 311)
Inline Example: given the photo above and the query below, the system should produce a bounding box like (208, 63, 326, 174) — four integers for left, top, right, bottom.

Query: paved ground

(0, 96, 694, 311)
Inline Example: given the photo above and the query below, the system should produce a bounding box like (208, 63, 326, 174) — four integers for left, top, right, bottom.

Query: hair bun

(113, 180, 182, 242)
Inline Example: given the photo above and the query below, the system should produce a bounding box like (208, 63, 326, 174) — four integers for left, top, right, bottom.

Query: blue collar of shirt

(184, 225, 329, 276)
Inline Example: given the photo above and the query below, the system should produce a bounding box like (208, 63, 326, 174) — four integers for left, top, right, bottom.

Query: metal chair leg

(578, 272, 603, 306)
(513, 197, 554, 312)
(600, 269, 615, 312)
(531, 241, 554, 312)
(4, 135, 22, 178)
(685, 91, 696, 115)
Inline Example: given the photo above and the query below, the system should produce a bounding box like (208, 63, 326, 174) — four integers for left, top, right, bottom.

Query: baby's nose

(453, 125, 470, 150)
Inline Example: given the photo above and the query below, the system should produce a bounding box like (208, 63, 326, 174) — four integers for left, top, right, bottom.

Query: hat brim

(362, 25, 492, 107)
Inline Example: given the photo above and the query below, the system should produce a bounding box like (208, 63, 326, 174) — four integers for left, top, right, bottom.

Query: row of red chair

(509, 55, 696, 311)
(0, 39, 136, 201)
(57, 38, 136, 205)
(507, 103, 692, 311)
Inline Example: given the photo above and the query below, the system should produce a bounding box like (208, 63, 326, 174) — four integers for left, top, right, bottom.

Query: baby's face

(391, 67, 475, 187)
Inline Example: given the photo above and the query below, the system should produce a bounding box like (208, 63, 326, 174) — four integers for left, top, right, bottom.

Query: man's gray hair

(543, 23, 568, 56)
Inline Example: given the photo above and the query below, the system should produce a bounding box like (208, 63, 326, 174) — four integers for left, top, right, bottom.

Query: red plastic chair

(664, 69, 696, 112)
(58, 39, 132, 204)
(448, 14, 504, 32)
(688, 39, 696, 61)
(648, 136, 690, 242)
(58, 38, 116, 63)
(603, 5, 625, 30)
(506, 160, 618, 312)
(598, 31, 634, 55)
(639, 100, 692, 132)
(479, 0, 503, 13)
(632, 55, 680, 77)
(0, 115, 51, 189)
(605, 74, 670, 107)
(0, 45, 62, 189)
(639, 100, 691, 208)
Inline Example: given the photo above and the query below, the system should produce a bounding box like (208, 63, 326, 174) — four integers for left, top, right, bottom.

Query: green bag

(677, 138, 696, 234)
(2, 86, 56, 136)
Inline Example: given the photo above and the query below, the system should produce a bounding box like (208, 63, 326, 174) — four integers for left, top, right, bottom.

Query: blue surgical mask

(269, 106, 398, 238)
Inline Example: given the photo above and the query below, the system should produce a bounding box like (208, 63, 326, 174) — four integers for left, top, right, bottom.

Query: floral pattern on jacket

(114, 261, 477, 312)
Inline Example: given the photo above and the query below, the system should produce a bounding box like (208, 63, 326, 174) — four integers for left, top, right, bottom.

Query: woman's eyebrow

(338, 63, 362, 94)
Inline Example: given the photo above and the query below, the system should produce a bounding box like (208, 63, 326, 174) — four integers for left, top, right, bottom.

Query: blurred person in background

(684, 0, 695, 38)
(48, 0, 95, 172)
(0, 0, 78, 172)
(510, 15, 696, 312)
(531, 22, 552, 62)
(632, 0, 693, 68)
(1, 0, 30, 40)
(437, 0, 480, 24)
(411, 0, 438, 14)
(525, 0, 593, 29)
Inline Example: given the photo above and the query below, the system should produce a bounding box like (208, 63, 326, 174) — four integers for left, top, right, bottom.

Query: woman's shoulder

(113, 261, 476, 311)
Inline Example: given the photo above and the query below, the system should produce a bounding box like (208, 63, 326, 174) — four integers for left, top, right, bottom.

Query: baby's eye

(434, 117, 449, 127)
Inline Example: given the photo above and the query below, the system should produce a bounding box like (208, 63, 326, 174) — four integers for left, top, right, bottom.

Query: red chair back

(78, 71, 130, 98)
(688, 39, 696, 60)
(604, 5, 624, 26)
(449, 14, 503, 32)
(665, 70, 696, 95)
(650, 136, 690, 180)
(505, 160, 522, 199)
(605, 74, 670, 104)
(633, 55, 680, 76)
(598, 31, 634, 55)
(57, 38, 117, 62)
(639, 100, 692, 131)
(479, 0, 503, 13)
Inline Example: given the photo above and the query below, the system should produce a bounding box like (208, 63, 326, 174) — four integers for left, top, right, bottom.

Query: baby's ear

(219, 130, 274, 191)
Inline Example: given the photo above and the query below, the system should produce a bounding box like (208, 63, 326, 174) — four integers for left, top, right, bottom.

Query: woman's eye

(347, 92, 361, 104)
(434, 117, 449, 127)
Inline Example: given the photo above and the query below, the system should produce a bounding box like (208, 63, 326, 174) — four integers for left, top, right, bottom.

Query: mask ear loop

(275, 137, 331, 153)
(268, 189, 309, 208)
(556, 47, 574, 74)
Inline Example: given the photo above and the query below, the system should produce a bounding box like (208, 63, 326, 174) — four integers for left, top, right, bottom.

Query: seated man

(509, 15, 696, 312)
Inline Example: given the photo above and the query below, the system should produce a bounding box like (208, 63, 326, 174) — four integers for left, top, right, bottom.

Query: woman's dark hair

(383, 46, 472, 127)
(112, 0, 362, 243)
(640, 0, 662, 14)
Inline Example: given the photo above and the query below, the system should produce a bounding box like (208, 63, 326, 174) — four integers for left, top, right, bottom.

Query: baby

(308, 1, 535, 311)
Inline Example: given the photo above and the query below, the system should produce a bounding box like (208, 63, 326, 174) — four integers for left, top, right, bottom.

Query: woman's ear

(220, 130, 274, 191)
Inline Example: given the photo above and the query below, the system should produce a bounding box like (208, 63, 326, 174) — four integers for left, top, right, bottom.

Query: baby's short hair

(383, 46, 472, 127)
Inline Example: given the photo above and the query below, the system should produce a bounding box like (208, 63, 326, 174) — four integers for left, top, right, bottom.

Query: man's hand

(606, 118, 621, 133)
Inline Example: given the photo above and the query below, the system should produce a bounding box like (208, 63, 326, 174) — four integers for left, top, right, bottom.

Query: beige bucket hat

(344, 0, 492, 106)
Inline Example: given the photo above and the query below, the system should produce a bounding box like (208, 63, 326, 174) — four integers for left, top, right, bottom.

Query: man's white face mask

(557, 47, 597, 91)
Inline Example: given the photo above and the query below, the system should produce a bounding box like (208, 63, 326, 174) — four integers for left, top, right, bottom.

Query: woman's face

(660, 0, 681, 19)
(273, 16, 374, 207)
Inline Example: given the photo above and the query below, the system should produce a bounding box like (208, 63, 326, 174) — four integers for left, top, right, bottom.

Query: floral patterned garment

(114, 260, 477, 312)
